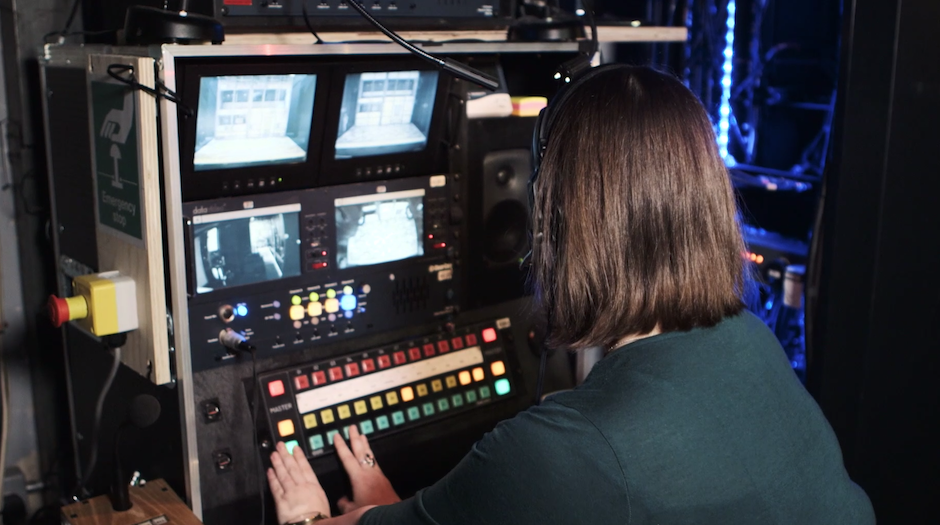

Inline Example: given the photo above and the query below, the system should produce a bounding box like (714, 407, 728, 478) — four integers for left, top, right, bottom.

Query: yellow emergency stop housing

(71, 271, 139, 336)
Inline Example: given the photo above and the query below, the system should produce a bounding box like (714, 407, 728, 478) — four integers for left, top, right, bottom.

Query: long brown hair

(530, 66, 747, 349)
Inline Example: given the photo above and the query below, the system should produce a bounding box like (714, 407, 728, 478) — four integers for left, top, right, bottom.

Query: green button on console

(376, 415, 390, 430)
(451, 394, 464, 407)
(422, 402, 435, 416)
(284, 440, 300, 455)
(407, 407, 421, 421)
(479, 386, 491, 399)
(437, 398, 450, 411)
(326, 430, 339, 445)
(360, 420, 375, 435)
(309, 435, 324, 450)
(495, 379, 511, 396)
(465, 390, 478, 403)
(392, 411, 406, 425)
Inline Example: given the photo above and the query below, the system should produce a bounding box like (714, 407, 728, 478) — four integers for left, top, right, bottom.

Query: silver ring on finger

(360, 453, 376, 468)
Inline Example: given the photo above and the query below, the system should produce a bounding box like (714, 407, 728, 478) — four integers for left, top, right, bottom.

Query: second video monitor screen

(194, 74, 317, 171)
(334, 189, 425, 270)
(334, 71, 439, 159)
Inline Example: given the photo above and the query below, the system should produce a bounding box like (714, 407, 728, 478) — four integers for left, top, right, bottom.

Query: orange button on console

(401, 386, 415, 402)
(491, 360, 507, 376)
(458, 371, 472, 386)
(278, 419, 295, 437)
(472, 367, 485, 382)
(289, 305, 305, 321)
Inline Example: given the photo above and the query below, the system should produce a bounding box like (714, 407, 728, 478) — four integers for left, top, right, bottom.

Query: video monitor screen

(335, 189, 425, 269)
(334, 71, 439, 159)
(194, 74, 317, 171)
(192, 205, 302, 293)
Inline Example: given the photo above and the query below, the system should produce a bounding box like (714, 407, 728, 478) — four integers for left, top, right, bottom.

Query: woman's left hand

(269, 441, 331, 525)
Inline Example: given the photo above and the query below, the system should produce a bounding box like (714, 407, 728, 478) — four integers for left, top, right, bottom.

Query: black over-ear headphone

(526, 63, 634, 240)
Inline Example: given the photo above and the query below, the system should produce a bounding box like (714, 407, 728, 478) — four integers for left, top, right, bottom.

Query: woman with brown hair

(267, 65, 875, 525)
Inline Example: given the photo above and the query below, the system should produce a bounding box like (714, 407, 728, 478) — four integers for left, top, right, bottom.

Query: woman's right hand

(334, 425, 402, 514)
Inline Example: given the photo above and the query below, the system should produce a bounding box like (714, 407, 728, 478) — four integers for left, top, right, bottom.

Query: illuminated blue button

(407, 407, 421, 421)
(391, 411, 406, 426)
(340, 294, 357, 312)
(284, 440, 300, 455)
(309, 435, 324, 450)
(360, 420, 375, 435)
(495, 379, 511, 396)
(376, 415, 390, 430)
(422, 402, 435, 416)
(236, 304, 248, 317)
(344, 310, 354, 319)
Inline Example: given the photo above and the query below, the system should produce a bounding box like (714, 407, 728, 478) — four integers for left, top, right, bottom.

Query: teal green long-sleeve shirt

(360, 311, 875, 525)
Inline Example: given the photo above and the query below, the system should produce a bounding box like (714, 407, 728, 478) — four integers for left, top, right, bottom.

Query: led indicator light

(495, 378, 511, 396)
(309, 292, 320, 302)
(236, 304, 248, 317)
(343, 285, 353, 295)
(327, 289, 337, 299)
(291, 295, 302, 306)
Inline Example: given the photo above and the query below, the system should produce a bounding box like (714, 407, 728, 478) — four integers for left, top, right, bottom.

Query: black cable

(302, 1, 325, 44)
(346, 1, 443, 66)
(72, 346, 121, 499)
(106, 64, 194, 118)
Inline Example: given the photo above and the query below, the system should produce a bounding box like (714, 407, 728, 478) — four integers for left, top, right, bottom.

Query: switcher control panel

(259, 318, 518, 458)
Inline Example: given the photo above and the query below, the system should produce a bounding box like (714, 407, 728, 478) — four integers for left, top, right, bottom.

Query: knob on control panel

(219, 304, 235, 323)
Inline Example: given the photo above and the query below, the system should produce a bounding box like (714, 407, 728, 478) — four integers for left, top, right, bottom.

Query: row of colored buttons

(280, 382, 511, 454)
(280, 363, 508, 435)
(288, 288, 361, 321)
(267, 328, 500, 397)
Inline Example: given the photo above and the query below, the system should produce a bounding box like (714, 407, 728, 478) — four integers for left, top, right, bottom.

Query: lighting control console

(259, 318, 518, 457)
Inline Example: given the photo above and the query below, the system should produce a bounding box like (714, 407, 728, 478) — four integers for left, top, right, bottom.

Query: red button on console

(294, 375, 310, 390)
(482, 328, 498, 343)
(451, 337, 464, 350)
(312, 371, 327, 386)
(393, 351, 407, 365)
(311, 262, 329, 270)
(361, 358, 376, 373)
(423, 344, 436, 357)
(408, 347, 422, 361)
(329, 367, 344, 381)
(345, 363, 361, 377)
(437, 340, 450, 354)
(465, 334, 478, 346)
(268, 380, 285, 397)
(377, 355, 391, 369)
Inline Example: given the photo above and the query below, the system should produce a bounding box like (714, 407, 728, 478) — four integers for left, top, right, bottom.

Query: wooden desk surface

(62, 479, 202, 525)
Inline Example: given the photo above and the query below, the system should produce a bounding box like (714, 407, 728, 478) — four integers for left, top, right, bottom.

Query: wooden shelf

(223, 25, 687, 46)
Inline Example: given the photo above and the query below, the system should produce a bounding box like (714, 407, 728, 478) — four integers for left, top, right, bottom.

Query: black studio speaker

(466, 117, 537, 309)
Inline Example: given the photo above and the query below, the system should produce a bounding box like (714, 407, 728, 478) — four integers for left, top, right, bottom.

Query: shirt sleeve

(358, 399, 631, 525)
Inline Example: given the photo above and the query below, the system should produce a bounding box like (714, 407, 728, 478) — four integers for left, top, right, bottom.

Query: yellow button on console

(354, 400, 368, 415)
(491, 361, 506, 376)
(431, 379, 443, 393)
(446, 376, 457, 389)
(278, 419, 295, 437)
(386, 391, 399, 405)
(303, 413, 317, 429)
(459, 371, 472, 386)
(289, 305, 305, 321)
(308, 302, 323, 317)
(337, 404, 351, 419)
(416, 384, 428, 397)
(370, 396, 384, 410)
(324, 298, 340, 314)
(320, 409, 335, 424)
(472, 367, 485, 382)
